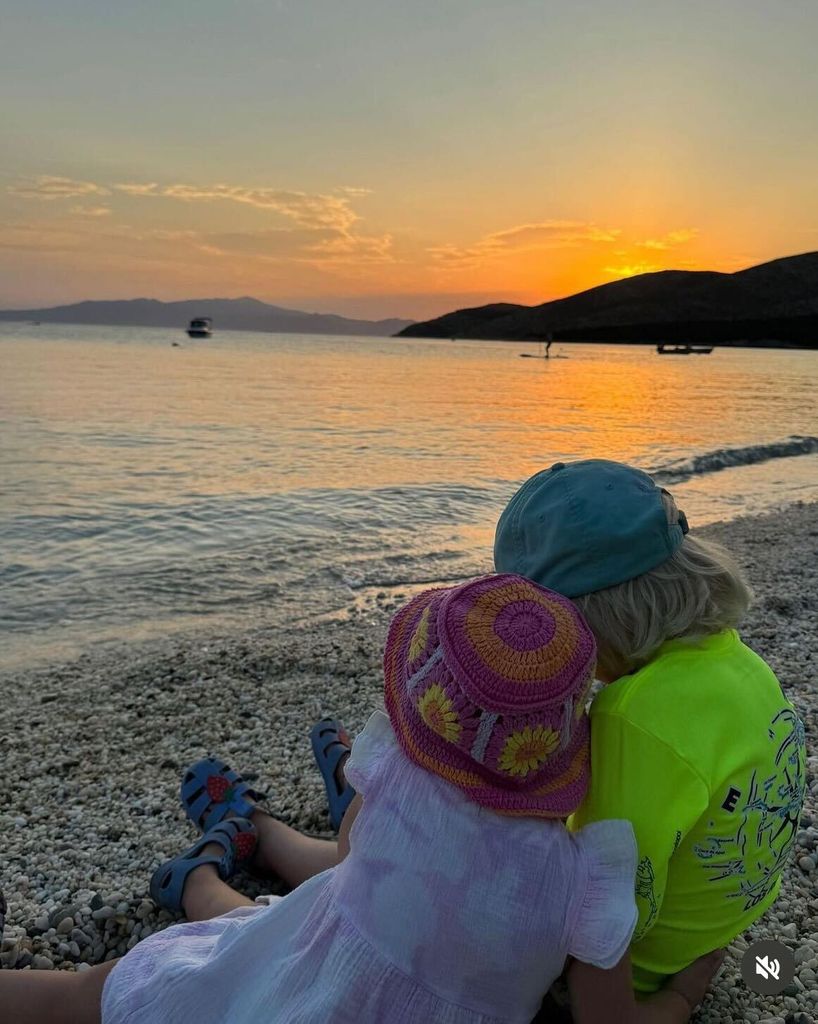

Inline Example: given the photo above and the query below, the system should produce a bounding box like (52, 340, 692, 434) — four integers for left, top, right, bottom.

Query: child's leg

(183, 813, 344, 919)
(251, 812, 339, 887)
(182, 861, 256, 921)
(0, 959, 116, 1024)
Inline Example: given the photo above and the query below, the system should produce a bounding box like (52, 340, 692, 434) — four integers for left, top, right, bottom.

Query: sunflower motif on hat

(498, 724, 560, 777)
(418, 682, 462, 744)
(408, 605, 431, 664)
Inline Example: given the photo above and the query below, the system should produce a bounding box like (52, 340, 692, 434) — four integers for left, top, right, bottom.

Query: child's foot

(150, 817, 257, 912)
(310, 718, 355, 830)
(180, 757, 265, 833)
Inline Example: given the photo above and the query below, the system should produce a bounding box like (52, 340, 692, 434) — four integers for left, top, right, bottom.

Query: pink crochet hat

(383, 574, 596, 818)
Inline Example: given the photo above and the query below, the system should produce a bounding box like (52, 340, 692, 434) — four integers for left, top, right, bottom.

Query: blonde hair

(574, 493, 752, 678)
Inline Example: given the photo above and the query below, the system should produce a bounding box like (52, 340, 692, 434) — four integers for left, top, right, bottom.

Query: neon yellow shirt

(570, 630, 806, 992)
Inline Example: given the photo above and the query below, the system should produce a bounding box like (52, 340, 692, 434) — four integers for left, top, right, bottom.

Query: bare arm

(569, 950, 724, 1024)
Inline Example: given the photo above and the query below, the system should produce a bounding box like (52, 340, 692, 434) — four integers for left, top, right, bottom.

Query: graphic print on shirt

(634, 856, 659, 940)
(693, 708, 805, 910)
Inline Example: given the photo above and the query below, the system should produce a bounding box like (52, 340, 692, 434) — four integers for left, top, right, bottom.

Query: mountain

(398, 252, 818, 347)
(0, 297, 414, 337)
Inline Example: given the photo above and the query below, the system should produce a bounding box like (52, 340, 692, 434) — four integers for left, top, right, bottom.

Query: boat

(186, 317, 212, 338)
(656, 344, 713, 355)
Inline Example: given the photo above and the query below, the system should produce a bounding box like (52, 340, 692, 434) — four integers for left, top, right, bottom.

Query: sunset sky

(2, 0, 818, 320)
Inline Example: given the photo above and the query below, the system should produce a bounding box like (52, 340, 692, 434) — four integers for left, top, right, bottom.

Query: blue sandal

(150, 817, 257, 911)
(310, 717, 356, 831)
(180, 756, 265, 833)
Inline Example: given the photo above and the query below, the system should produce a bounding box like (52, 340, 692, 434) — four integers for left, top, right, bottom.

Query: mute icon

(742, 940, 793, 995)
(754, 954, 780, 981)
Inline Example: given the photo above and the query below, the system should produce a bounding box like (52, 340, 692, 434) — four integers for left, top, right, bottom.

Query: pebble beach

(1, 501, 816, 1023)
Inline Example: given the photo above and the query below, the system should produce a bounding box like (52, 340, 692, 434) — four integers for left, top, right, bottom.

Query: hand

(664, 949, 726, 1013)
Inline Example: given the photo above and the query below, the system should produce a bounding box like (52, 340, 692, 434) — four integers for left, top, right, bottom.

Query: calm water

(1, 322, 817, 668)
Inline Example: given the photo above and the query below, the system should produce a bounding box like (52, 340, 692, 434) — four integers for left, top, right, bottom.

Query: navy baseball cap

(494, 459, 689, 597)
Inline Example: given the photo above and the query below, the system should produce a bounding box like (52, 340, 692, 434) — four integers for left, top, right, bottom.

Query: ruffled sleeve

(343, 709, 399, 794)
(568, 819, 639, 969)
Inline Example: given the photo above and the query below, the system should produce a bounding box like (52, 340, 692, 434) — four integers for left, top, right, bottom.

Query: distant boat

(656, 344, 713, 355)
(186, 317, 212, 338)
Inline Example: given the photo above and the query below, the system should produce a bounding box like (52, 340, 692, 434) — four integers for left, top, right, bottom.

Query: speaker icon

(754, 954, 780, 981)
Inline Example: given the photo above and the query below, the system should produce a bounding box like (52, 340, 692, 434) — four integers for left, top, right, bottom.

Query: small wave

(652, 435, 818, 483)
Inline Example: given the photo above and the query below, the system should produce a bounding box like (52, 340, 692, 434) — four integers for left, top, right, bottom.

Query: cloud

(484, 221, 621, 248)
(201, 226, 393, 266)
(636, 228, 699, 251)
(203, 227, 337, 257)
(603, 262, 661, 278)
(428, 220, 621, 268)
(336, 186, 373, 198)
(8, 176, 111, 200)
(113, 181, 363, 231)
(8, 175, 372, 234)
(70, 205, 112, 217)
(305, 231, 393, 264)
(115, 183, 161, 196)
(0, 222, 87, 253)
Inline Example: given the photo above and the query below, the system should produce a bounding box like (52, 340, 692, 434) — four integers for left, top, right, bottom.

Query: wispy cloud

(336, 186, 373, 198)
(112, 181, 363, 231)
(8, 176, 111, 200)
(115, 183, 161, 197)
(485, 221, 621, 247)
(70, 205, 112, 217)
(0, 212, 395, 278)
(201, 226, 394, 266)
(603, 262, 661, 278)
(8, 175, 371, 233)
(635, 228, 699, 250)
(429, 220, 621, 268)
(4, 174, 393, 271)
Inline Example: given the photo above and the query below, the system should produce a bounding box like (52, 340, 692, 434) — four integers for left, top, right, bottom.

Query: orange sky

(2, 1, 817, 320)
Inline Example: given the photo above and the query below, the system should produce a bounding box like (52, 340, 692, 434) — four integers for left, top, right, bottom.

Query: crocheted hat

(383, 573, 596, 818)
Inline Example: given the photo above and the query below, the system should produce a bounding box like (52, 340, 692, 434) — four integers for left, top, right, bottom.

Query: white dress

(102, 711, 637, 1024)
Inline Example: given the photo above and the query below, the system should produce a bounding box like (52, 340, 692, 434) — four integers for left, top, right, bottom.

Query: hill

(398, 251, 818, 347)
(0, 297, 414, 338)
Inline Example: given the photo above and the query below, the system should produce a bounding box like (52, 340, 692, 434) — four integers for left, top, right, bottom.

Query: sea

(1, 322, 817, 670)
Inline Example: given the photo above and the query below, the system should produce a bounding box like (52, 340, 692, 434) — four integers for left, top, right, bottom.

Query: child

(0, 575, 720, 1023)
(494, 459, 807, 994)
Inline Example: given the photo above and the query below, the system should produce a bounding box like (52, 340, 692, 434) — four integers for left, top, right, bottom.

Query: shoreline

(1, 501, 816, 1022)
(4, 318, 818, 349)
